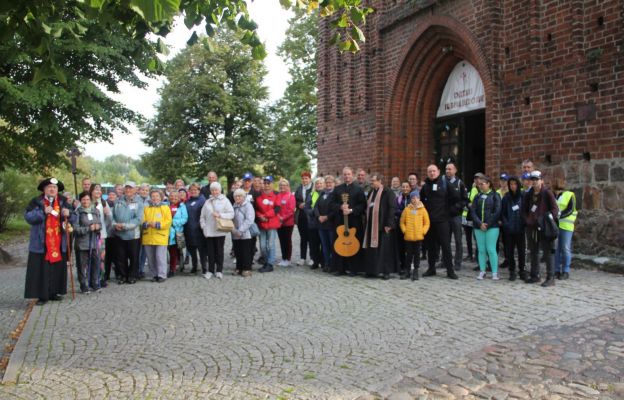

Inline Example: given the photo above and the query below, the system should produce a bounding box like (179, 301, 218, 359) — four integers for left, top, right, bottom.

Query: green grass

(0, 217, 29, 245)
(303, 372, 316, 380)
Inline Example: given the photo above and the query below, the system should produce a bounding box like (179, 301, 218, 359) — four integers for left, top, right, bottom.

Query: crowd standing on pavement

(24, 159, 578, 305)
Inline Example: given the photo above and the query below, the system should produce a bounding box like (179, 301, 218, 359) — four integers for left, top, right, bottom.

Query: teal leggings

(474, 227, 500, 273)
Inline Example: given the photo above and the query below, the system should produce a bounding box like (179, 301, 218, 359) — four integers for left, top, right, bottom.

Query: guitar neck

(343, 202, 350, 229)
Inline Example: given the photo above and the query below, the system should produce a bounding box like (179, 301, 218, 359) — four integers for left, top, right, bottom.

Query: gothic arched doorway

(385, 16, 494, 184)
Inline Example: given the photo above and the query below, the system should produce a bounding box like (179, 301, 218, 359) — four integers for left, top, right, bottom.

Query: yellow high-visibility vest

(462, 186, 479, 218)
(557, 191, 577, 232)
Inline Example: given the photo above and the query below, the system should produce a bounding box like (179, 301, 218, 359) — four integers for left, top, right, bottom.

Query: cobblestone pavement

(0, 239, 30, 370)
(372, 311, 624, 400)
(0, 235, 623, 399)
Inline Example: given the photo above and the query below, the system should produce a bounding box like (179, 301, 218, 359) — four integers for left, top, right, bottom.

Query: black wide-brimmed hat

(37, 177, 65, 192)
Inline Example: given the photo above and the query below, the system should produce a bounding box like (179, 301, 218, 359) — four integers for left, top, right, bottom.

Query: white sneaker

(216, 272, 223, 279)
(306, 259, 314, 266)
(477, 271, 486, 280)
(281, 260, 291, 267)
(203, 272, 213, 280)
(297, 259, 306, 266)
(492, 273, 499, 281)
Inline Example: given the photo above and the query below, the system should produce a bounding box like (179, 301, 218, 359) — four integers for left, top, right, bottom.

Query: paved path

(0, 239, 30, 371)
(0, 235, 623, 399)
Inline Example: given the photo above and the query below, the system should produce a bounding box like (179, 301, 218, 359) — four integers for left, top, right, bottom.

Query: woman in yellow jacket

(142, 190, 172, 282)
(400, 191, 430, 281)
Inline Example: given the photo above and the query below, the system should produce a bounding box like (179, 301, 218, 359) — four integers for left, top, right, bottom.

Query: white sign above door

(436, 61, 486, 117)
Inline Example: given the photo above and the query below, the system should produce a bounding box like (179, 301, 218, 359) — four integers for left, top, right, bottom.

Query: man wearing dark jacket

(420, 164, 460, 279)
(445, 162, 468, 270)
(294, 171, 313, 266)
(521, 171, 559, 287)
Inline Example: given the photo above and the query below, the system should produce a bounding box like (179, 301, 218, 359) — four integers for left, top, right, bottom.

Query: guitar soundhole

(343, 230, 349, 237)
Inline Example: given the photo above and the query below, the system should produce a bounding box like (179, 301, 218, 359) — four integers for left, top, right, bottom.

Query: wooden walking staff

(64, 215, 75, 300)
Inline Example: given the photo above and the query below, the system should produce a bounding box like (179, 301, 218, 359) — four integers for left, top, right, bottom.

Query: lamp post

(66, 147, 81, 197)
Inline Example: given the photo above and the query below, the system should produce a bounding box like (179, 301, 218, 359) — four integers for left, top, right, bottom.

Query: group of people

(24, 159, 577, 305)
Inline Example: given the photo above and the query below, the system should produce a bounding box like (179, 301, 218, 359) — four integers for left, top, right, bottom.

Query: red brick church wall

(317, 0, 624, 256)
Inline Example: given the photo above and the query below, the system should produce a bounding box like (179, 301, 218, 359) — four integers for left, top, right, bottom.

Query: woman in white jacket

(200, 182, 234, 280)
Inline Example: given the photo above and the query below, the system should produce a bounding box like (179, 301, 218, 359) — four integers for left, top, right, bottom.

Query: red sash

(44, 197, 63, 263)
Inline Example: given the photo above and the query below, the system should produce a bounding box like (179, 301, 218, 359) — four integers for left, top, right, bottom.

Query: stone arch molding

(385, 15, 494, 174)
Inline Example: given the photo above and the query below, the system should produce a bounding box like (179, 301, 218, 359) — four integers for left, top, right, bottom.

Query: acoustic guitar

(334, 193, 361, 257)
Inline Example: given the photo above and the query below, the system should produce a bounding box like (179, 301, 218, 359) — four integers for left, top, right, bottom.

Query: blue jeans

(318, 228, 336, 267)
(259, 229, 276, 266)
(474, 227, 500, 273)
(555, 229, 573, 273)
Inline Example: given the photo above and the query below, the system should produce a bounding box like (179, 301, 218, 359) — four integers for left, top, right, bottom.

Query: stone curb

(573, 254, 624, 275)
(1, 303, 39, 384)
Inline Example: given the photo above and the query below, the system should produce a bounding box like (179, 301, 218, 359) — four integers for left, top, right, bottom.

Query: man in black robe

(330, 167, 367, 276)
(363, 174, 396, 279)
(24, 178, 75, 305)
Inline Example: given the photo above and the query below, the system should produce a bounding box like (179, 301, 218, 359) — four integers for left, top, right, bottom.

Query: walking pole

(87, 229, 93, 292)
(65, 215, 76, 300)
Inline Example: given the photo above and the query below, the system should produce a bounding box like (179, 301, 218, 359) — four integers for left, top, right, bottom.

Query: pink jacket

(276, 191, 296, 227)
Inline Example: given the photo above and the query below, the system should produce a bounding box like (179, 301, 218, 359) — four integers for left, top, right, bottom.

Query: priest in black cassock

(329, 166, 367, 276)
(24, 178, 75, 305)
(363, 174, 397, 279)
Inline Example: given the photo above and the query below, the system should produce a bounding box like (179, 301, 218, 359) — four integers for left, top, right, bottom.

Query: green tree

(273, 9, 318, 156)
(141, 29, 268, 186)
(0, 0, 373, 173)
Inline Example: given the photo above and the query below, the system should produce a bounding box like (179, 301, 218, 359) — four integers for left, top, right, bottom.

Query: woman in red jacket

(276, 179, 296, 267)
(255, 176, 281, 272)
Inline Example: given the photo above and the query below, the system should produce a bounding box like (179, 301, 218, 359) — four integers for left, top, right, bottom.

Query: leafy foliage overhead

(0, 0, 373, 173)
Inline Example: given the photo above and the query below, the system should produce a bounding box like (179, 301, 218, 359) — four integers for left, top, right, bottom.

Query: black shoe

(541, 277, 555, 287)
(399, 273, 409, 280)
(555, 272, 561, 280)
(138, 272, 145, 279)
(333, 270, 346, 276)
(117, 278, 126, 284)
(422, 269, 436, 277)
(127, 279, 137, 284)
(50, 294, 63, 301)
(348, 271, 357, 277)
(509, 272, 517, 282)
(519, 270, 527, 281)
(447, 271, 459, 280)
(463, 255, 472, 261)
(190, 267, 197, 274)
(411, 270, 419, 281)
(381, 274, 390, 280)
(310, 263, 319, 270)
(525, 276, 541, 284)
(421, 254, 427, 260)
(562, 272, 569, 280)
(259, 265, 274, 273)
(472, 266, 480, 271)
(152, 277, 159, 282)
(36, 299, 47, 306)
(499, 260, 508, 269)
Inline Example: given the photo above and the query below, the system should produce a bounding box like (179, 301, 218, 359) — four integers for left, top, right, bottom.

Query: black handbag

(538, 212, 559, 241)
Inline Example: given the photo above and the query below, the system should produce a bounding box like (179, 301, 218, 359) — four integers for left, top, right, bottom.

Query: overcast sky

(84, 2, 292, 160)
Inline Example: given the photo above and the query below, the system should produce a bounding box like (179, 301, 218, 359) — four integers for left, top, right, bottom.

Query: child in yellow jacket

(142, 190, 172, 282)
(400, 191, 430, 281)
